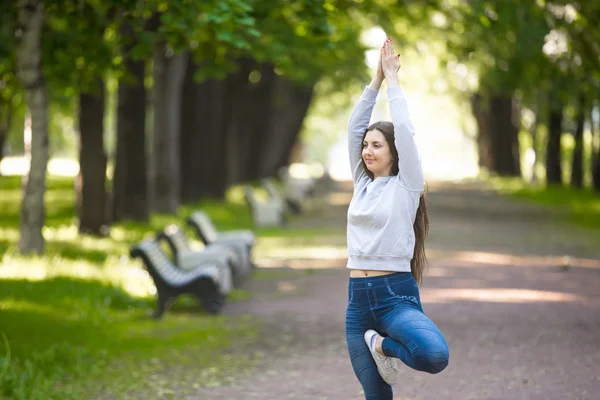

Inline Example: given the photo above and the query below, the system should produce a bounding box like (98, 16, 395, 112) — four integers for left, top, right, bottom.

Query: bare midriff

(349, 269, 397, 278)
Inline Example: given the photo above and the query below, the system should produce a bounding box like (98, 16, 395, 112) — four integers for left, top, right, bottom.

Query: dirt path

(191, 179, 600, 400)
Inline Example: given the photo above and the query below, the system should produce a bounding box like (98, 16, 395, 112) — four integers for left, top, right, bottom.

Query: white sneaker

(364, 329, 399, 385)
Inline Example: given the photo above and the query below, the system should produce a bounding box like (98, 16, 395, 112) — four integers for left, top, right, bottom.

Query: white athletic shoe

(364, 329, 399, 385)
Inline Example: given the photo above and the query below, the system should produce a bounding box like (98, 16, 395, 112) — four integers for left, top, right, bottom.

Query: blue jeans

(346, 272, 449, 399)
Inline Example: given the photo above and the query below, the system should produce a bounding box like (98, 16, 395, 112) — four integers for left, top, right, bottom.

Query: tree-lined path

(3, 2, 600, 398)
(192, 179, 600, 400)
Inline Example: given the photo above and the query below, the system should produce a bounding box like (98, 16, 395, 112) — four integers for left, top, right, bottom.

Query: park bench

(186, 210, 256, 283)
(130, 240, 230, 318)
(262, 177, 303, 215)
(156, 224, 236, 292)
(243, 184, 285, 228)
(278, 165, 316, 205)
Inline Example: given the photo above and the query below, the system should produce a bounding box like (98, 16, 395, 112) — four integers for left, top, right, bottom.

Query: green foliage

(0, 28, 19, 106)
(43, 1, 117, 97)
(400, 0, 600, 116)
(488, 176, 600, 233)
(241, 0, 369, 85)
(426, 0, 551, 96)
(0, 0, 374, 166)
(157, 0, 258, 51)
(0, 0, 24, 153)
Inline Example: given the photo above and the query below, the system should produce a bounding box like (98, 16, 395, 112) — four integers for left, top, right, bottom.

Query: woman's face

(362, 129, 394, 178)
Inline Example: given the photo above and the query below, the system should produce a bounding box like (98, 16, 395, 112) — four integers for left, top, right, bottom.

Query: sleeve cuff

(361, 86, 379, 102)
(387, 85, 406, 101)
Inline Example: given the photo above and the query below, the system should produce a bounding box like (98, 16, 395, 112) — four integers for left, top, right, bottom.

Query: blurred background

(3, 1, 599, 225)
(1, 1, 600, 399)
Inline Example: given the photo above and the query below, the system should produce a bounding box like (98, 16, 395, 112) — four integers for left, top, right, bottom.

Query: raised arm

(382, 40, 424, 191)
(347, 79, 381, 183)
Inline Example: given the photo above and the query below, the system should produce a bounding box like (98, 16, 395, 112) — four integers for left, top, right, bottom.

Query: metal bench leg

(232, 271, 246, 288)
(195, 281, 223, 315)
(285, 198, 303, 214)
(248, 245, 257, 270)
(154, 288, 174, 319)
(203, 293, 225, 315)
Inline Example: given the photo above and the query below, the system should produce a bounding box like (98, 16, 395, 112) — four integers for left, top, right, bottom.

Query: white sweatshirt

(346, 85, 424, 272)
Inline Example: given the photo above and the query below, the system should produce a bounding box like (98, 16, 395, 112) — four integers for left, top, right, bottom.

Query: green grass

(0, 175, 334, 399)
(0, 278, 260, 399)
(488, 177, 600, 232)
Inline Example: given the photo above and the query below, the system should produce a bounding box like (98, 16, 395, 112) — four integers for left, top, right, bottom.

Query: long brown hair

(361, 122, 429, 285)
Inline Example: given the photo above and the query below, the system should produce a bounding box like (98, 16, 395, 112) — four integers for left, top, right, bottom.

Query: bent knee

(417, 347, 449, 374)
(426, 352, 449, 374)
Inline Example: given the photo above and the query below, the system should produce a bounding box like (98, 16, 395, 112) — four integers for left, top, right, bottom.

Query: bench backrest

(243, 186, 258, 208)
(157, 224, 191, 257)
(188, 211, 219, 244)
(261, 178, 281, 200)
(130, 241, 184, 286)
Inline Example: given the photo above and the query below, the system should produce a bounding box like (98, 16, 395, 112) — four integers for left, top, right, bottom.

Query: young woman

(345, 37, 449, 399)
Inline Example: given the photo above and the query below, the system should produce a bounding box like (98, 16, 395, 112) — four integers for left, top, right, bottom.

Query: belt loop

(384, 277, 389, 287)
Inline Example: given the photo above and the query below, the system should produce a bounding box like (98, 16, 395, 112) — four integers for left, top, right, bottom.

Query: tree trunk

(77, 78, 108, 235)
(111, 107, 125, 220)
(0, 131, 5, 170)
(15, 0, 48, 254)
(259, 77, 315, 176)
(151, 42, 187, 213)
(528, 91, 543, 183)
(179, 60, 194, 201)
(274, 84, 314, 172)
(591, 100, 600, 191)
(470, 93, 520, 176)
(470, 93, 493, 172)
(112, 23, 149, 222)
(570, 94, 585, 188)
(180, 61, 228, 201)
(237, 62, 276, 181)
(546, 96, 563, 185)
(179, 60, 313, 200)
(593, 154, 600, 191)
(488, 95, 521, 176)
(0, 101, 13, 173)
(259, 75, 296, 177)
(222, 58, 255, 186)
(222, 60, 310, 183)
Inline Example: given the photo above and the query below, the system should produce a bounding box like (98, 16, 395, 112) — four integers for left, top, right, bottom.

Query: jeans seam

(367, 290, 379, 321)
(386, 284, 419, 305)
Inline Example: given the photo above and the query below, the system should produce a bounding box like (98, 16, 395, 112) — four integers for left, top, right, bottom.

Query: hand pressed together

(369, 36, 402, 90)
(380, 37, 401, 80)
